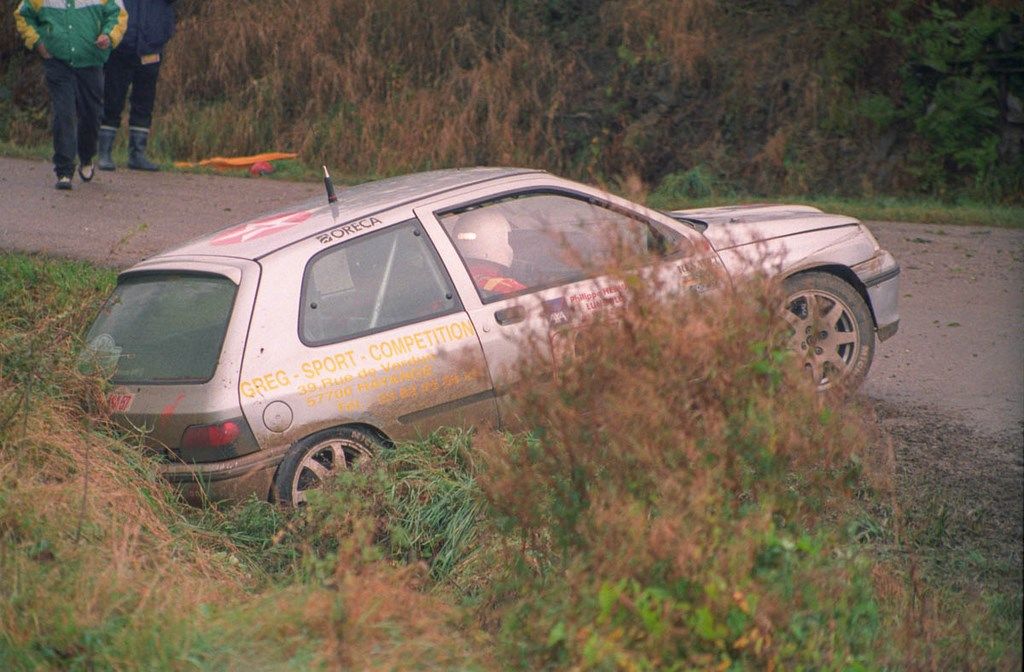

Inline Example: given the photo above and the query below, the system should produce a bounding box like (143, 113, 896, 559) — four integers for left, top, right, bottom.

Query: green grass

(789, 195, 1023, 229)
(0, 140, 48, 161)
(648, 191, 1024, 229)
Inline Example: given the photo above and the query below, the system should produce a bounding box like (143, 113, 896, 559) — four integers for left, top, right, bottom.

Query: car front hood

(668, 204, 860, 252)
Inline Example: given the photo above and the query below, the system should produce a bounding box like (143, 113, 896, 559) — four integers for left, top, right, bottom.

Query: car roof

(144, 167, 545, 264)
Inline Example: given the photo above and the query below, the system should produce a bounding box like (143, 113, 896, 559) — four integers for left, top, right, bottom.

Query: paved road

(861, 221, 1023, 438)
(0, 156, 321, 267)
(1, 156, 1022, 436)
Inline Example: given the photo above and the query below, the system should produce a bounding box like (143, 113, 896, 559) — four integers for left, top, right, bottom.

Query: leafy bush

(888, 4, 1020, 198)
(291, 272, 922, 668)
(294, 268, 1018, 669)
(650, 166, 718, 205)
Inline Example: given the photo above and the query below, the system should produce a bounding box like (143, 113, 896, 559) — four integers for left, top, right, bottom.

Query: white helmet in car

(452, 208, 513, 268)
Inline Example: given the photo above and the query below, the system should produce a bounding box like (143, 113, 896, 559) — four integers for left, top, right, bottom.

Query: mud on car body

(82, 168, 900, 504)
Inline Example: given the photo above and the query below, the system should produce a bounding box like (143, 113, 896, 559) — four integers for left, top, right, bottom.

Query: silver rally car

(83, 168, 900, 504)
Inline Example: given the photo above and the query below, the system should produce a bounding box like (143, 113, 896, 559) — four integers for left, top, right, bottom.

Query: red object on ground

(174, 152, 297, 170)
(249, 161, 274, 176)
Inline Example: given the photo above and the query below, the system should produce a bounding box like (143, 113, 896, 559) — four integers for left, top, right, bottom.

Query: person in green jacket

(14, 0, 128, 190)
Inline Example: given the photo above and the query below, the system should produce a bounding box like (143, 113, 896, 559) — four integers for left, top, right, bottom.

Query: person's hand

(95, 33, 111, 49)
(36, 42, 51, 59)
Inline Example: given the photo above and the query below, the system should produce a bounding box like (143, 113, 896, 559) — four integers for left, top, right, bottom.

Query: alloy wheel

(291, 438, 371, 504)
(783, 288, 861, 390)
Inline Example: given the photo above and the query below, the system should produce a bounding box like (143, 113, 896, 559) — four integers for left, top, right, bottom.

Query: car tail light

(180, 419, 242, 450)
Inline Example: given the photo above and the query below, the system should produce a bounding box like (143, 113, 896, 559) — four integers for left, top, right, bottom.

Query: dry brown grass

(599, 0, 716, 82)
(1, 406, 487, 670)
(0, 404, 490, 667)
(0, 399, 251, 664)
(158, 0, 570, 175)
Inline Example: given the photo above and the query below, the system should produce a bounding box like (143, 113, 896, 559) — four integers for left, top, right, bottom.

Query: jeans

(43, 59, 103, 178)
(101, 48, 162, 130)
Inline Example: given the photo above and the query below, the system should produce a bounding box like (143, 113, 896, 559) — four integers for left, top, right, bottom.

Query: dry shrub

(470, 273, 889, 668)
(304, 563, 490, 670)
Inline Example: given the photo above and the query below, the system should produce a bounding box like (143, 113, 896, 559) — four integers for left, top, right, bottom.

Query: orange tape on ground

(173, 152, 298, 169)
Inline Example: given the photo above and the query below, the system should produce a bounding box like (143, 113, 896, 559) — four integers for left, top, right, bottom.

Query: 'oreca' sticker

(107, 391, 135, 413)
(211, 209, 314, 246)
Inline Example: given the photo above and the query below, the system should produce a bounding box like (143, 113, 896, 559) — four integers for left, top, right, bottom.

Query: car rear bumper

(853, 250, 900, 342)
(159, 446, 288, 504)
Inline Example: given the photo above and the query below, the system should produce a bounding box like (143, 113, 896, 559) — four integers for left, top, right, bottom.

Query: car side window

(439, 192, 683, 302)
(300, 219, 460, 346)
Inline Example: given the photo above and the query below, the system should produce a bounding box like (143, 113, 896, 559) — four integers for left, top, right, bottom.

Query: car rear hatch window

(82, 273, 237, 384)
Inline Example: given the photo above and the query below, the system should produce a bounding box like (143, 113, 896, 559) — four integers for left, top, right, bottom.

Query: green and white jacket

(14, 0, 128, 68)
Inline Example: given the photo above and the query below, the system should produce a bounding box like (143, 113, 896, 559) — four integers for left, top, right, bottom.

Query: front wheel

(782, 272, 875, 391)
(273, 427, 377, 505)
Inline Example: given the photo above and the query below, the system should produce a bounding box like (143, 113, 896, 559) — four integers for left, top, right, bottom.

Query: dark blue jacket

(117, 0, 176, 56)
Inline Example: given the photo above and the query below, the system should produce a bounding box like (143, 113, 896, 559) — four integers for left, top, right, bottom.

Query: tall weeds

(158, 0, 570, 175)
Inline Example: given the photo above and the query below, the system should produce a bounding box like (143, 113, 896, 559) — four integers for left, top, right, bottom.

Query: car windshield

(82, 273, 237, 384)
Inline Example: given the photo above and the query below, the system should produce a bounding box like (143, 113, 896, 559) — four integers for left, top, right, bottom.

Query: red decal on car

(211, 210, 314, 246)
(161, 392, 186, 419)
(107, 392, 134, 413)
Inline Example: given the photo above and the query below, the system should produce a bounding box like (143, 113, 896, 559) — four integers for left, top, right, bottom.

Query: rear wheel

(274, 427, 377, 505)
(782, 272, 874, 391)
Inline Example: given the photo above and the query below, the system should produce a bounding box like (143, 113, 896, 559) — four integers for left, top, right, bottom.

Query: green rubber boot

(97, 126, 117, 171)
(128, 128, 159, 171)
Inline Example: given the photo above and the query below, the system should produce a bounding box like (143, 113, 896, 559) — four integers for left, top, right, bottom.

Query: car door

(416, 188, 720, 417)
(240, 216, 499, 449)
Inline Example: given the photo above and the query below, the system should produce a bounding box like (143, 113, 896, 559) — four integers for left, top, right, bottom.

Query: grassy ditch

(0, 252, 1020, 669)
(0, 254, 488, 670)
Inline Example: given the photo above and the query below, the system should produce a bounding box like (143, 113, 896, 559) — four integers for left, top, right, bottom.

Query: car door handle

(494, 306, 525, 326)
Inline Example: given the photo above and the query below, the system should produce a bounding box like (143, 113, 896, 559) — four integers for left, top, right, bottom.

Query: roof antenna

(323, 165, 338, 204)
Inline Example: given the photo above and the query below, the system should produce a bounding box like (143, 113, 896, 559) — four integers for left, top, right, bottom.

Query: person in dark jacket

(98, 0, 177, 172)
(14, 0, 127, 190)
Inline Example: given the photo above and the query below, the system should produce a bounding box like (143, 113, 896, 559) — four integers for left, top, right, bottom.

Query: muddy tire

(273, 426, 377, 505)
(782, 272, 875, 391)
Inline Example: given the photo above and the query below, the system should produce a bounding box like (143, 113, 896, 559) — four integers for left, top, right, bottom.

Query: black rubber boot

(127, 128, 159, 171)
(97, 126, 117, 171)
